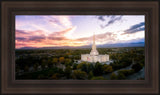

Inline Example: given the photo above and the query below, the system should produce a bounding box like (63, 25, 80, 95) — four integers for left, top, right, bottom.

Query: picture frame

(1, 1, 159, 95)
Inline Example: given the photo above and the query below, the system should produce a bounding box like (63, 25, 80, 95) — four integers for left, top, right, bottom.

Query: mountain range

(18, 42, 144, 50)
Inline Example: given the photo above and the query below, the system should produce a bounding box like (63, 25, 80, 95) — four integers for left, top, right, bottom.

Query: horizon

(16, 15, 145, 49)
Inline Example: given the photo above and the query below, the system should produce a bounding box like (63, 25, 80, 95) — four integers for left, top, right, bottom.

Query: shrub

(118, 69, 135, 76)
(117, 72, 126, 80)
(110, 73, 117, 80)
(132, 63, 142, 72)
(72, 70, 87, 80)
(91, 76, 106, 80)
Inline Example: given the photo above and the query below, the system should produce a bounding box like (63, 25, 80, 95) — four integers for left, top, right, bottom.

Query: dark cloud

(98, 16, 105, 21)
(47, 36, 67, 40)
(124, 22, 145, 34)
(28, 36, 46, 41)
(16, 30, 28, 34)
(105, 16, 122, 27)
(16, 37, 27, 41)
(97, 15, 123, 28)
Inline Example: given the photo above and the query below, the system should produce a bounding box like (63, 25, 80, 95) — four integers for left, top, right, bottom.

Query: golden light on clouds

(16, 15, 145, 49)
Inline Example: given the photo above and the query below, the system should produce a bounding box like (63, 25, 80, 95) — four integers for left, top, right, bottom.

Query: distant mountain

(18, 42, 144, 50)
(98, 42, 144, 48)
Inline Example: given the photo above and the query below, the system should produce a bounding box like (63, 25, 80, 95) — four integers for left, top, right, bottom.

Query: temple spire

(92, 32, 96, 50)
(90, 32, 99, 55)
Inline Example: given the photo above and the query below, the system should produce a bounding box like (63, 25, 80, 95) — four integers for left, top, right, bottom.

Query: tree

(59, 57, 65, 64)
(77, 62, 86, 69)
(131, 63, 142, 72)
(110, 73, 117, 80)
(103, 64, 113, 74)
(41, 59, 47, 69)
(73, 63, 78, 70)
(81, 63, 88, 73)
(88, 71, 93, 79)
(91, 76, 106, 80)
(93, 62, 103, 76)
(117, 72, 126, 80)
(64, 58, 72, 67)
(33, 63, 39, 71)
(72, 70, 87, 80)
(52, 58, 58, 66)
(24, 65, 29, 72)
(64, 66, 72, 79)
(88, 63, 94, 73)
(51, 73, 60, 79)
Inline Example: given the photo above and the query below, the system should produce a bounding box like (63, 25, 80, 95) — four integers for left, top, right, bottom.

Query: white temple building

(81, 33, 109, 63)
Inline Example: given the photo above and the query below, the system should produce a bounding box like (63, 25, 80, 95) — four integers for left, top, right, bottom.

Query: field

(15, 47, 145, 80)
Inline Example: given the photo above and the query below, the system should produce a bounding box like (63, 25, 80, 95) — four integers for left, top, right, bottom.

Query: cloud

(15, 27, 79, 48)
(75, 32, 116, 45)
(48, 27, 74, 39)
(16, 30, 29, 34)
(44, 16, 72, 29)
(28, 36, 46, 41)
(47, 37, 67, 40)
(97, 15, 123, 28)
(16, 37, 27, 41)
(124, 22, 145, 34)
(98, 16, 105, 21)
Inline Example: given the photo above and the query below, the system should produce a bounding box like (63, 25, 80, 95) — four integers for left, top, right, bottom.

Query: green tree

(88, 71, 93, 79)
(103, 64, 113, 74)
(93, 62, 103, 76)
(110, 73, 117, 80)
(41, 59, 47, 69)
(72, 70, 87, 80)
(51, 73, 60, 79)
(88, 63, 94, 73)
(64, 58, 72, 67)
(64, 66, 72, 79)
(59, 57, 65, 64)
(24, 65, 29, 72)
(132, 63, 142, 72)
(91, 76, 106, 80)
(117, 72, 126, 80)
(52, 58, 58, 66)
(73, 63, 78, 70)
(33, 63, 39, 71)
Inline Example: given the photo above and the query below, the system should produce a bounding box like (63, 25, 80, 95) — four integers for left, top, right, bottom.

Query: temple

(81, 33, 109, 63)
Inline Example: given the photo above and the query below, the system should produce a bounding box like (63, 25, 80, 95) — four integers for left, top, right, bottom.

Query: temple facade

(81, 33, 109, 63)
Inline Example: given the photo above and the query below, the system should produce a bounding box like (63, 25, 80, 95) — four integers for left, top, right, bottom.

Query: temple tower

(90, 32, 99, 56)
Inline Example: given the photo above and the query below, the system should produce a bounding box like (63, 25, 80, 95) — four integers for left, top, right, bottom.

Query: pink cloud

(15, 27, 86, 49)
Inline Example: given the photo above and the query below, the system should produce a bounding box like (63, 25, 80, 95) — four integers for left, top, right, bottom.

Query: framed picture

(1, 1, 159, 95)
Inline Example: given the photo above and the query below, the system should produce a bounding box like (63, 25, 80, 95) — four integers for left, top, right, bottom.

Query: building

(81, 33, 109, 63)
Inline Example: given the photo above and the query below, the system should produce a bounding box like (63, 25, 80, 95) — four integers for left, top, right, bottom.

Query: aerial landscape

(15, 15, 145, 80)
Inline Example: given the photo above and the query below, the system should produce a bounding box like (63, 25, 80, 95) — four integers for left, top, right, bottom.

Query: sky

(15, 15, 145, 49)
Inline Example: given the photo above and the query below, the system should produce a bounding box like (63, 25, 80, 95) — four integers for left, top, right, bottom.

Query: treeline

(16, 62, 113, 80)
(16, 47, 145, 80)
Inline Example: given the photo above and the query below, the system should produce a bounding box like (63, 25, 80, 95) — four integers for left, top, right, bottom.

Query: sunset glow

(16, 15, 145, 49)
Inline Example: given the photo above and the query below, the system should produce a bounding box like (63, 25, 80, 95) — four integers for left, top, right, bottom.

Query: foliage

(93, 62, 103, 76)
(110, 73, 117, 80)
(131, 63, 143, 72)
(64, 66, 72, 79)
(117, 72, 126, 80)
(118, 69, 135, 76)
(15, 47, 145, 80)
(72, 70, 87, 80)
(88, 71, 93, 79)
(103, 64, 113, 73)
(91, 76, 106, 80)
